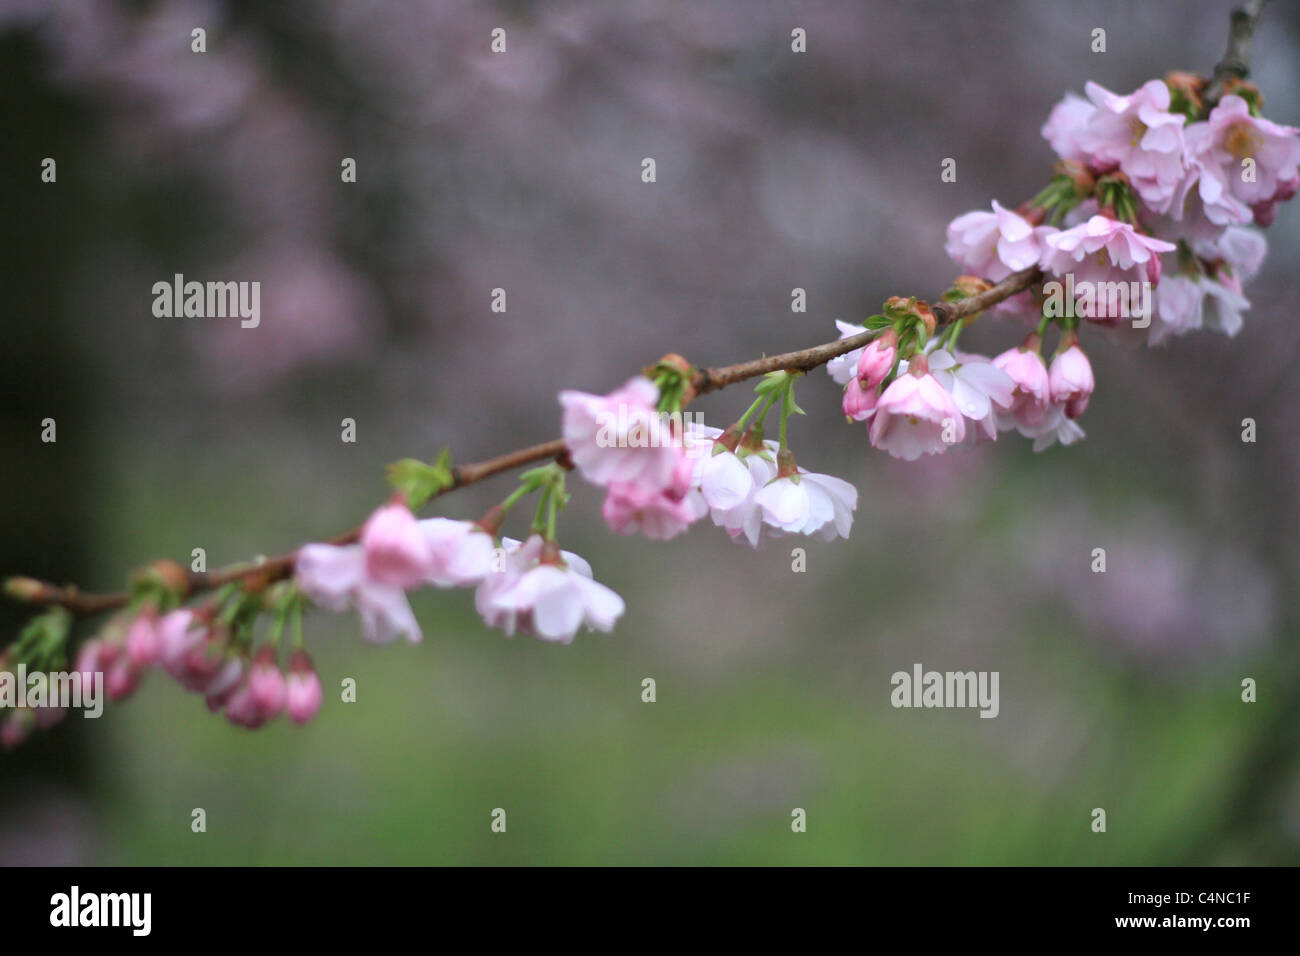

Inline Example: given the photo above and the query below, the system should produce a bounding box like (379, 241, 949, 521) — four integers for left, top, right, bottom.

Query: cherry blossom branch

(691, 267, 1041, 395)
(0, 0, 1273, 630)
(5, 268, 1041, 620)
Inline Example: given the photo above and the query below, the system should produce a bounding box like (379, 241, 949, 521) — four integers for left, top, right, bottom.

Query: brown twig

(1201, 0, 1268, 112)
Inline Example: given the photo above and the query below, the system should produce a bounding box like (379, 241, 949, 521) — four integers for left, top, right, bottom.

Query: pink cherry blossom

(1076, 80, 1187, 213)
(706, 447, 779, 548)
(1185, 95, 1300, 219)
(559, 376, 681, 490)
(1041, 216, 1175, 323)
(869, 357, 967, 460)
(992, 338, 1052, 431)
(1204, 225, 1267, 283)
(1153, 274, 1250, 345)
(420, 517, 498, 587)
(927, 349, 1016, 440)
(1047, 337, 1095, 419)
(1172, 151, 1254, 227)
(361, 500, 434, 589)
(945, 201, 1050, 280)
(295, 541, 422, 644)
(602, 455, 705, 541)
(175, 627, 232, 693)
(478, 535, 624, 643)
(754, 468, 857, 541)
(1015, 403, 1087, 452)
(1041, 93, 1095, 163)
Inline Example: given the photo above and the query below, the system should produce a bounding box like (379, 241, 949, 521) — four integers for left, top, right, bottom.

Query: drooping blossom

(1183, 95, 1300, 227)
(222, 675, 271, 730)
(945, 201, 1051, 281)
(753, 464, 857, 541)
(1041, 93, 1095, 163)
(419, 517, 498, 587)
(1153, 273, 1250, 345)
(476, 535, 624, 643)
(1200, 225, 1268, 284)
(992, 336, 1052, 432)
(296, 537, 422, 645)
(927, 349, 1016, 440)
(1075, 80, 1187, 213)
(559, 376, 681, 490)
(869, 355, 967, 460)
(602, 455, 706, 540)
(1015, 403, 1087, 453)
(1047, 335, 1095, 419)
(1041, 215, 1176, 288)
(360, 500, 434, 589)
(700, 440, 779, 549)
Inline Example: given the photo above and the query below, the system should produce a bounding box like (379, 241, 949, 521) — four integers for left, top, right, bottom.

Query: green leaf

(386, 449, 455, 510)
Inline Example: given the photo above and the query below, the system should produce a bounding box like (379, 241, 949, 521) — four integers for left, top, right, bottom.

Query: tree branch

(6, 268, 1041, 618)
(5, 0, 1264, 624)
(1202, 0, 1268, 111)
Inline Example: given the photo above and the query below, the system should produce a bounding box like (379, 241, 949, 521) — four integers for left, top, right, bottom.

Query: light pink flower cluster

(476, 536, 624, 643)
(298, 499, 624, 647)
(1038, 81, 1297, 341)
(561, 376, 706, 542)
(683, 425, 857, 548)
(72, 609, 324, 730)
(854, 73, 1300, 459)
(832, 331, 1027, 460)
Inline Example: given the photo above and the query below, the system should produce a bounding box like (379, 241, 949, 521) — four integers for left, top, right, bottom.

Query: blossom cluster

(830, 74, 1299, 460)
(1, 592, 325, 748)
(298, 502, 624, 647)
(562, 373, 857, 548)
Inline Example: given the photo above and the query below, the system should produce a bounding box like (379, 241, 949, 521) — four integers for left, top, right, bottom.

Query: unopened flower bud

(3, 577, 45, 603)
(286, 650, 323, 725)
(951, 275, 994, 298)
(248, 647, 287, 716)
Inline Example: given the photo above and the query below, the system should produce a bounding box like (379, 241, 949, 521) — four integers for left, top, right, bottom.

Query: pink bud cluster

(561, 377, 858, 548)
(72, 609, 323, 731)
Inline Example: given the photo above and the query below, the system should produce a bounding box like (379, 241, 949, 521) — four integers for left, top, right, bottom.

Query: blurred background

(2, 0, 1298, 865)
